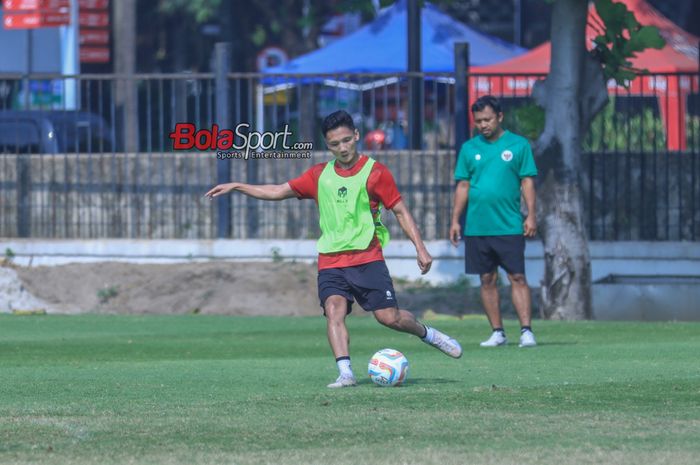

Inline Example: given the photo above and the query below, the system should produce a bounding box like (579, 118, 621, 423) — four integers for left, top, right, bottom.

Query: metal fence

(581, 73, 700, 240)
(1, 69, 699, 241)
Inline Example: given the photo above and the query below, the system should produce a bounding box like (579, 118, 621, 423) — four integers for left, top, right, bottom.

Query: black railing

(0, 70, 698, 241)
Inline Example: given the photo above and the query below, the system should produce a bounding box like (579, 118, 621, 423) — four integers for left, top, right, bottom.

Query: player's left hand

(417, 249, 433, 275)
(523, 215, 537, 237)
(204, 183, 236, 199)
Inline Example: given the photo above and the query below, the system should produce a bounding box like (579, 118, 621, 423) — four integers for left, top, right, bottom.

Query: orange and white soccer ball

(368, 348, 409, 387)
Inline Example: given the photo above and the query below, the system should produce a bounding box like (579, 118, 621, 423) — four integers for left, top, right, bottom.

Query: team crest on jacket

(501, 150, 513, 162)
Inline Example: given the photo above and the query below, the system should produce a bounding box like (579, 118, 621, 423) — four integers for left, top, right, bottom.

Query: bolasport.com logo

(168, 123, 313, 160)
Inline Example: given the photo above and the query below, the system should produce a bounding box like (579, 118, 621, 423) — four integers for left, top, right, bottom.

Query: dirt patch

(11, 261, 319, 316)
(6, 261, 529, 317)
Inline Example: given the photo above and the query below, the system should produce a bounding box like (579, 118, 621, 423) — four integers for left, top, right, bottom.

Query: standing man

(449, 95, 538, 348)
(206, 110, 462, 388)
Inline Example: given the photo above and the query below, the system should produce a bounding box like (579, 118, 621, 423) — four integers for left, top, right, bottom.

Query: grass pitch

(1, 314, 699, 465)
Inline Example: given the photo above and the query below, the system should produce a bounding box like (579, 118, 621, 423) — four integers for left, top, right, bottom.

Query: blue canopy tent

(265, 0, 525, 74)
(258, 1, 525, 148)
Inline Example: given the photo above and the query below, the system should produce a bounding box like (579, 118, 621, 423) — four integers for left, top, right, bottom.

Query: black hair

(321, 110, 356, 137)
(471, 95, 502, 114)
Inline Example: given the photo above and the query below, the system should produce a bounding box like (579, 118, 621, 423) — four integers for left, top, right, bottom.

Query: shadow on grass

(357, 377, 459, 387)
(530, 341, 579, 346)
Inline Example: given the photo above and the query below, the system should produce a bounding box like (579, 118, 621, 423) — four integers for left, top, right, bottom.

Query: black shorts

(464, 235, 526, 275)
(317, 261, 398, 314)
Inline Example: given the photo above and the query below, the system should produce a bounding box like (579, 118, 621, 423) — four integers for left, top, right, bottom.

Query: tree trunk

(532, 0, 607, 320)
(537, 165, 592, 320)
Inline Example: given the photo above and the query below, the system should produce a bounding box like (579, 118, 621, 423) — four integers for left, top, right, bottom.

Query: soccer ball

(368, 348, 409, 387)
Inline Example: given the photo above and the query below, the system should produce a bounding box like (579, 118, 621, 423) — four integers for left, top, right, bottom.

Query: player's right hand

(417, 248, 433, 275)
(204, 183, 236, 199)
(449, 222, 462, 247)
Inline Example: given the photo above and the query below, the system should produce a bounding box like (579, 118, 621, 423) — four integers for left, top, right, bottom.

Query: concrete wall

(4, 238, 699, 284)
(4, 239, 699, 320)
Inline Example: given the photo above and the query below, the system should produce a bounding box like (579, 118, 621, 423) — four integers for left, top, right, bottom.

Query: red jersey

(288, 155, 402, 270)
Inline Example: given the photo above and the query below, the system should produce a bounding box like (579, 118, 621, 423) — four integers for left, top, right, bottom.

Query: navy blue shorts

(318, 261, 398, 313)
(464, 235, 526, 275)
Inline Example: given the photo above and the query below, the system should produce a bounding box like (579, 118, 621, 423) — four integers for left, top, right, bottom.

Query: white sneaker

(519, 330, 537, 348)
(480, 331, 507, 347)
(423, 327, 463, 358)
(327, 375, 357, 389)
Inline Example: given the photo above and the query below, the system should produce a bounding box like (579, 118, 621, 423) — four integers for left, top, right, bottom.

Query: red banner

(78, 0, 110, 63)
(3, 11, 70, 29)
(79, 28, 108, 45)
(78, 11, 108, 27)
(2, 0, 69, 10)
(79, 46, 110, 63)
(77, 0, 107, 9)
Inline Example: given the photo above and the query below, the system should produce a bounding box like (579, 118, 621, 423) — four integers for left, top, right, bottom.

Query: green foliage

(338, 0, 457, 18)
(337, 0, 381, 16)
(96, 285, 119, 304)
(270, 247, 283, 263)
(583, 98, 667, 152)
(399, 275, 472, 292)
(2, 247, 15, 266)
(1, 315, 700, 464)
(689, 116, 700, 148)
(158, 0, 221, 23)
(251, 25, 267, 48)
(448, 274, 473, 290)
(591, 0, 666, 87)
(503, 104, 546, 140)
(502, 97, 673, 153)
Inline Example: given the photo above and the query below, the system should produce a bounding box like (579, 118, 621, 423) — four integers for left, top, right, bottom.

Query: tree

(532, 0, 664, 319)
(143, 0, 223, 72)
(151, 0, 353, 72)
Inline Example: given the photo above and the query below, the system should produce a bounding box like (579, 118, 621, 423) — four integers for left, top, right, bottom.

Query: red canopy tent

(470, 0, 699, 150)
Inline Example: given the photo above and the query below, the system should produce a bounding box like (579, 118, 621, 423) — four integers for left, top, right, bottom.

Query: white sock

(336, 357, 353, 378)
(422, 325, 435, 343)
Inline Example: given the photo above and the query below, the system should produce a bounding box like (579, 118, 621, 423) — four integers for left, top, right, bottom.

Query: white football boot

(423, 327, 463, 358)
(519, 330, 537, 348)
(327, 375, 357, 389)
(480, 331, 508, 347)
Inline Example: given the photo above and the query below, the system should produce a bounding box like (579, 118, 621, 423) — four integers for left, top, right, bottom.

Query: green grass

(1, 315, 699, 465)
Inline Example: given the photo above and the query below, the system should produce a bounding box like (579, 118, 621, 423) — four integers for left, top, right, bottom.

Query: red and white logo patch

(501, 150, 513, 162)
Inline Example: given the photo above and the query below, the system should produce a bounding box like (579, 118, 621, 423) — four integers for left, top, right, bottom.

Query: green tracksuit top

(455, 130, 537, 235)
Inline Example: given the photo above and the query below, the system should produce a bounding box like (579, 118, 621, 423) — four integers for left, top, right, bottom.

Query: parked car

(0, 110, 114, 154)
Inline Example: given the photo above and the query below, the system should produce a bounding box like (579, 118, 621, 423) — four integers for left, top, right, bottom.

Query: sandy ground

(2, 261, 520, 317)
(8, 261, 319, 316)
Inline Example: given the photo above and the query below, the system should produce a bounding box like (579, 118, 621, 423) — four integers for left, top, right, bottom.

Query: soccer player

(205, 110, 462, 388)
(449, 95, 538, 348)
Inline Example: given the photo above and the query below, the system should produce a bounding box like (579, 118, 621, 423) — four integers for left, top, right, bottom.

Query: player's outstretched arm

(391, 200, 432, 275)
(205, 182, 296, 201)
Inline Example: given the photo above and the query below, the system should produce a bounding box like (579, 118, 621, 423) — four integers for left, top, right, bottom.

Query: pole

(454, 42, 470, 158)
(114, 0, 138, 152)
(408, 0, 423, 149)
(23, 30, 33, 109)
(453, 42, 470, 242)
(19, 29, 33, 235)
(514, 0, 522, 46)
(215, 42, 232, 239)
